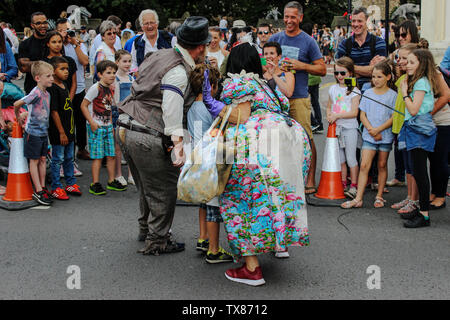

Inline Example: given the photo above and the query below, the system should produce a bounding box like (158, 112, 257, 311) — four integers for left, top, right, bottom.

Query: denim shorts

(199, 203, 223, 223)
(362, 140, 392, 152)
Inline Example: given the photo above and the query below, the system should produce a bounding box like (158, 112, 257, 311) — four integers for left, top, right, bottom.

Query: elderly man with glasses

(18, 12, 49, 94)
(130, 9, 176, 73)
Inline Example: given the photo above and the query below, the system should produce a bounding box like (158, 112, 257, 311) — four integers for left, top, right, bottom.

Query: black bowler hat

(176, 16, 211, 46)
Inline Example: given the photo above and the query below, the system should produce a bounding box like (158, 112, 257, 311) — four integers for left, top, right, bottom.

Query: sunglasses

(258, 31, 269, 35)
(334, 71, 347, 76)
(32, 21, 48, 26)
(396, 32, 408, 38)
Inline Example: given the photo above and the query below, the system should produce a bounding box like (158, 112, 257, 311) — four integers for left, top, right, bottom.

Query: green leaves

(1, 0, 349, 31)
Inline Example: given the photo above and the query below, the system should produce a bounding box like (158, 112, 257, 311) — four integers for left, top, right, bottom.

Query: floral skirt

(219, 109, 311, 260)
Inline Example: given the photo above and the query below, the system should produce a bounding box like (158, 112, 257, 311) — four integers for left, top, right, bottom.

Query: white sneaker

(275, 250, 290, 259)
(116, 175, 127, 186)
(73, 162, 83, 177)
(127, 175, 135, 185)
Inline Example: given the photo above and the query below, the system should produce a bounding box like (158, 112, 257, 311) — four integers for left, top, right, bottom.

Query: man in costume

(118, 16, 211, 255)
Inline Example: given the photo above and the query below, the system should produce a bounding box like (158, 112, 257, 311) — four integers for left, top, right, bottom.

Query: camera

(344, 77, 357, 88)
(67, 30, 76, 37)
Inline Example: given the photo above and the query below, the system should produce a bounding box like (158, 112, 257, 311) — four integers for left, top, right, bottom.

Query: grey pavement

(0, 74, 449, 300)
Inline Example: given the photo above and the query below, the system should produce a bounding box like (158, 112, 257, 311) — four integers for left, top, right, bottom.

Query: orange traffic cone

(315, 122, 345, 200)
(3, 122, 34, 202)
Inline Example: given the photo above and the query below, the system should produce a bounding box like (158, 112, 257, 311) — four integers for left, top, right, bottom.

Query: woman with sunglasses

(94, 21, 118, 81)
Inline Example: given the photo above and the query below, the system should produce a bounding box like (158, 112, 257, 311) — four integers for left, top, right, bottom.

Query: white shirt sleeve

(84, 84, 99, 102)
(160, 65, 187, 137)
(89, 35, 102, 64)
(115, 36, 122, 50)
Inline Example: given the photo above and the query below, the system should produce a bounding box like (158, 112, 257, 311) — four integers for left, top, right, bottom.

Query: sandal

(374, 197, 386, 208)
(341, 199, 363, 209)
(397, 200, 417, 214)
(305, 186, 317, 194)
(391, 198, 409, 210)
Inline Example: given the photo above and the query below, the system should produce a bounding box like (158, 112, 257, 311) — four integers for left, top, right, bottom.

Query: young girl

(43, 31, 77, 101)
(113, 50, 134, 186)
(399, 49, 439, 228)
(390, 44, 420, 215)
(341, 61, 397, 209)
(187, 64, 233, 264)
(327, 57, 361, 199)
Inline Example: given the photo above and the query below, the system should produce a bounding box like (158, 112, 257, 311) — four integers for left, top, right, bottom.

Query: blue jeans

(50, 142, 76, 190)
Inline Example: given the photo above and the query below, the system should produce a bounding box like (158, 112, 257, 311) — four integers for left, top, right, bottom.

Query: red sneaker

(225, 264, 265, 286)
(52, 187, 69, 200)
(66, 184, 82, 196)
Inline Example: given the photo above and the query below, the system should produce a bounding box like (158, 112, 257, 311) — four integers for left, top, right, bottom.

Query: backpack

(344, 33, 377, 58)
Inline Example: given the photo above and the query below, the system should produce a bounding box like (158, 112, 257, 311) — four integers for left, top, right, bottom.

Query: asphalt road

(0, 73, 449, 300)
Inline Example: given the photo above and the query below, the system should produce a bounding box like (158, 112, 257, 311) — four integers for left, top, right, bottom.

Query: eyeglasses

(142, 21, 157, 27)
(334, 71, 347, 76)
(105, 31, 117, 36)
(32, 21, 48, 26)
(258, 31, 269, 35)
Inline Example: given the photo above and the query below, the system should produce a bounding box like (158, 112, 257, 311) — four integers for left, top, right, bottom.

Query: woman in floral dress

(203, 43, 311, 286)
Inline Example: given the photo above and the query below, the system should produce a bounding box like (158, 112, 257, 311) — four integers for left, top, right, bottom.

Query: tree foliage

(1, 0, 348, 30)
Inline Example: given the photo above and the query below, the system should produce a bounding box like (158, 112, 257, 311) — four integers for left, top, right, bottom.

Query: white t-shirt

(433, 104, 450, 126)
(64, 43, 88, 94)
(207, 49, 225, 70)
(84, 83, 114, 126)
(329, 84, 360, 129)
(219, 19, 227, 29)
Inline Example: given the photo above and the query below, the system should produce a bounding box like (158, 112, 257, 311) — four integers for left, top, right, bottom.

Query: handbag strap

(252, 76, 293, 127)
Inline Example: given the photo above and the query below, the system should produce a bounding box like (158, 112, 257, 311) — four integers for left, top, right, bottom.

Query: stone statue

(67, 5, 92, 29)
(266, 7, 281, 21)
(391, 3, 420, 25)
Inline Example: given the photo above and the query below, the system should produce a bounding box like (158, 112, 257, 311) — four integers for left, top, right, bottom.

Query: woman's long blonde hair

(407, 49, 439, 96)
(121, 31, 132, 49)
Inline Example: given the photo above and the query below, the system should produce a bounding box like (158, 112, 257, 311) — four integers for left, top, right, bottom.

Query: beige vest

(118, 48, 195, 134)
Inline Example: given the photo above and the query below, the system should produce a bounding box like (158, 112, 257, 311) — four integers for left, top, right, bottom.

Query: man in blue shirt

(269, 1, 326, 194)
(335, 7, 387, 90)
(124, 18, 143, 53)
